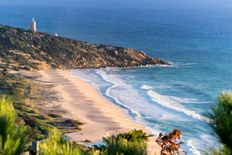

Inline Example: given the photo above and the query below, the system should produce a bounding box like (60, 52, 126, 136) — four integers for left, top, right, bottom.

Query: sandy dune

(37, 70, 160, 154)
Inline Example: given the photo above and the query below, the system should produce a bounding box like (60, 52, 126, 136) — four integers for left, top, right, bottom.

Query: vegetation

(209, 91, 232, 155)
(0, 100, 150, 155)
(94, 129, 150, 155)
(0, 94, 150, 155)
(40, 128, 81, 155)
(0, 25, 167, 71)
(0, 97, 27, 155)
(212, 92, 232, 147)
(0, 97, 82, 155)
(0, 76, 150, 154)
(0, 72, 51, 140)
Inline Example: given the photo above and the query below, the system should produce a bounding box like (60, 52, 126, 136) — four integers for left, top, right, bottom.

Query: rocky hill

(0, 25, 168, 71)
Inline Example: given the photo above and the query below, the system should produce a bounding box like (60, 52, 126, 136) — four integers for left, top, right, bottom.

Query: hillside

(0, 25, 168, 71)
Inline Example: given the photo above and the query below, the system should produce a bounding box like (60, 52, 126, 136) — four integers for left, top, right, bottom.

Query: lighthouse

(30, 18, 37, 32)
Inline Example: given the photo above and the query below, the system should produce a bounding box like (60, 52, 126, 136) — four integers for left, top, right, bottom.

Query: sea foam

(141, 84, 153, 90)
(146, 89, 210, 122)
(141, 84, 210, 122)
(95, 70, 184, 121)
(96, 69, 141, 118)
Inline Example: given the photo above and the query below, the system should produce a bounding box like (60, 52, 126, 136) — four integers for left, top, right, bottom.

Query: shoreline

(37, 69, 160, 154)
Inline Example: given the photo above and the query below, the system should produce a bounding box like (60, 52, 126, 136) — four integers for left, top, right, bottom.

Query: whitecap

(147, 90, 211, 122)
(141, 85, 153, 90)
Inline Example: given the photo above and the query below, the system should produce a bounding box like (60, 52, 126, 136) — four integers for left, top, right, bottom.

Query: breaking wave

(144, 87, 210, 122)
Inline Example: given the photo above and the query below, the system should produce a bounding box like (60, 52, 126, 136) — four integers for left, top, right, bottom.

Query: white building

(30, 18, 37, 32)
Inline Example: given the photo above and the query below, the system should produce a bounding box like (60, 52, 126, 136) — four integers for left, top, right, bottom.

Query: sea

(1, 1, 232, 154)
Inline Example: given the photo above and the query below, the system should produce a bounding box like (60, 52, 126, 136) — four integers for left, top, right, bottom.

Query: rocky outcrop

(0, 25, 169, 71)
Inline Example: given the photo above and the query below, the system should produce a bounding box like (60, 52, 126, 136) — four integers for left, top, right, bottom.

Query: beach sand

(37, 69, 160, 154)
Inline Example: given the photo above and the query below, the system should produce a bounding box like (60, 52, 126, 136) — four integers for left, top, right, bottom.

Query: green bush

(212, 92, 232, 148)
(209, 91, 232, 155)
(40, 128, 81, 155)
(0, 97, 26, 155)
(97, 129, 149, 155)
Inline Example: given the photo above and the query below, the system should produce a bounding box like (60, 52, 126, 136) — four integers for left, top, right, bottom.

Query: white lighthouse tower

(30, 18, 37, 32)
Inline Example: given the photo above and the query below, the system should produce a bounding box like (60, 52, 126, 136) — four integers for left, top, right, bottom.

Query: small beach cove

(35, 69, 161, 154)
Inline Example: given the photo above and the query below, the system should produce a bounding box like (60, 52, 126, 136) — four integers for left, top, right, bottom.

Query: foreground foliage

(0, 73, 51, 140)
(210, 91, 232, 155)
(0, 97, 26, 155)
(95, 129, 149, 155)
(0, 74, 151, 155)
(0, 97, 82, 155)
(212, 92, 232, 147)
(40, 128, 81, 155)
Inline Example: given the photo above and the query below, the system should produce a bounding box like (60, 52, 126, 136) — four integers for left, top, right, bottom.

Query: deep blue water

(1, 2, 232, 154)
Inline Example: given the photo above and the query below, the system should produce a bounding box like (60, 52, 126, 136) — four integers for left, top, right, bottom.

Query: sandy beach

(37, 69, 160, 154)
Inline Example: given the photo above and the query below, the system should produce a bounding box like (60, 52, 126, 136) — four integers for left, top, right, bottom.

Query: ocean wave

(146, 90, 210, 122)
(178, 62, 197, 67)
(151, 63, 175, 68)
(96, 70, 141, 118)
(170, 96, 198, 103)
(170, 96, 212, 104)
(75, 69, 210, 123)
(141, 85, 153, 90)
(95, 70, 184, 121)
(106, 84, 142, 117)
(141, 84, 208, 104)
(184, 62, 197, 66)
(169, 96, 201, 104)
(73, 69, 214, 155)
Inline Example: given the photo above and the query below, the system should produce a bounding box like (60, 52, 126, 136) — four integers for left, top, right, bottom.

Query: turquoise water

(1, 1, 232, 154)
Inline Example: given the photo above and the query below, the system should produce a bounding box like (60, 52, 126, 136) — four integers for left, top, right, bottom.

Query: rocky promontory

(0, 25, 168, 71)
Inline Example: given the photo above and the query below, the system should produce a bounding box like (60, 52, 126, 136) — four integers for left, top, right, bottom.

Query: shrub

(209, 91, 232, 155)
(40, 128, 81, 155)
(212, 92, 232, 148)
(97, 129, 149, 155)
(0, 97, 26, 155)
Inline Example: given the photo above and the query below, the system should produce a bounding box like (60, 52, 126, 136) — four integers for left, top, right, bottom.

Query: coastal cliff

(0, 25, 168, 71)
